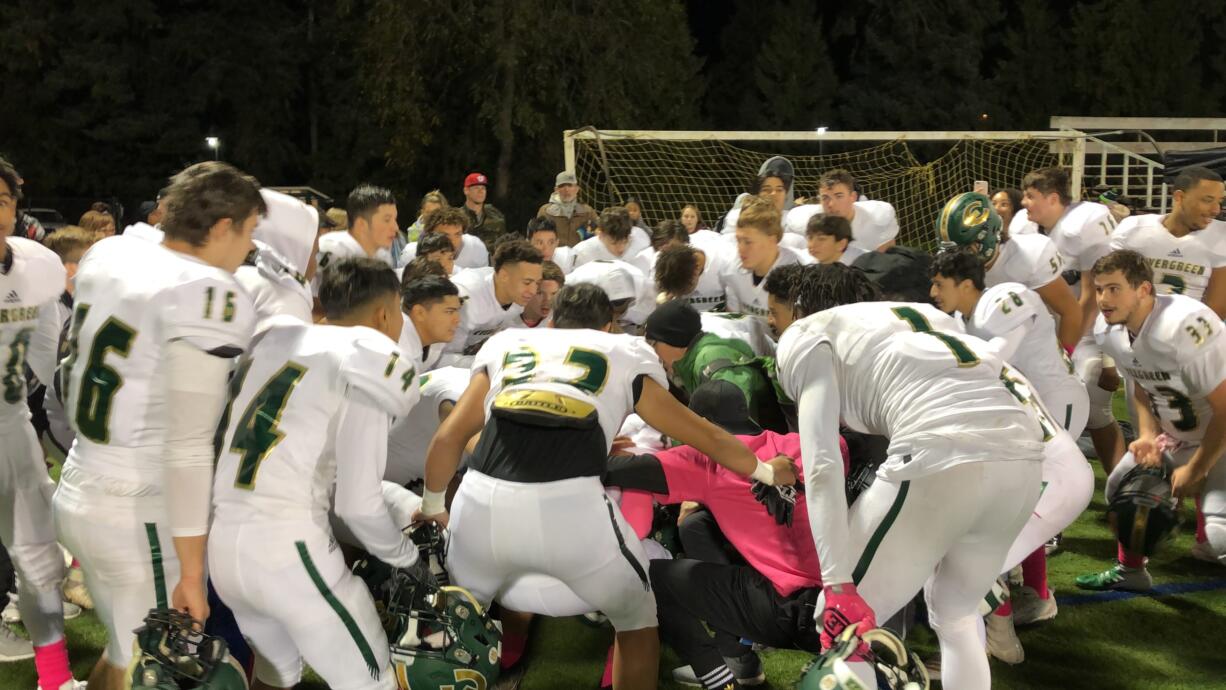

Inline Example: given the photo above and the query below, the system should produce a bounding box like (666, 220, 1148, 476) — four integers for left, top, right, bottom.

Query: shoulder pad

(1023, 234, 1063, 285)
(339, 328, 422, 418)
(978, 284, 1036, 336)
(1151, 296, 1223, 363)
(163, 275, 255, 357)
(10, 238, 66, 306)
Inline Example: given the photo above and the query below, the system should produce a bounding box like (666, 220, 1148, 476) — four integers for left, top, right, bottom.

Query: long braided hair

(793, 263, 881, 318)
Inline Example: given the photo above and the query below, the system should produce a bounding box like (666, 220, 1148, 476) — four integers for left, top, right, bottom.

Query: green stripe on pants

(852, 480, 910, 585)
(296, 541, 380, 680)
(144, 523, 167, 609)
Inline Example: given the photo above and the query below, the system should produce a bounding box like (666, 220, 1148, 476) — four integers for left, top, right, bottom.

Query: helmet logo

(961, 198, 991, 229)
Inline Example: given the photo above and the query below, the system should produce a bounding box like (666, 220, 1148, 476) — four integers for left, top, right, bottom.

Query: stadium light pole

(206, 136, 220, 161)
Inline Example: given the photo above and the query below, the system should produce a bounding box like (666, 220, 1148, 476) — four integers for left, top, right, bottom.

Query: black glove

(751, 480, 802, 527)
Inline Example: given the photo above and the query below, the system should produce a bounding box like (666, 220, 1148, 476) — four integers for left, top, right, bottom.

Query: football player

(571, 206, 653, 275)
(54, 161, 263, 690)
(930, 249, 1089, 437)
(0, 157, 82, 688)
(236, 188, 319, 332)
(442, 240, 543, 364)
(386, 365, 470, 486)
(398, 275, 461, 373)
(399, 207, 490, 270)
(211, 257, 423, 690)
(419, 282, 793, 690)
(1077, 250, 1226, 590)
(817, 168, 899, 252)
(519, 260, 564, 328)
(316, 184, 398, 276)
(776, 263, 1044, 690)
(719, 197, 812, 327)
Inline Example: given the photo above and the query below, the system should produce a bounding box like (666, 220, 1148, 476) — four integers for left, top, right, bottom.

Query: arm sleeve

(334, 390, 419, 567)
(794, 343, 854, 585)
(27, 298, 62, 387)
(162, 340, 234, 537)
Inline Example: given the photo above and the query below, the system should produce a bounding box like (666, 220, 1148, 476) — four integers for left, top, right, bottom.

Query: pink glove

(821, 583, 877, 652)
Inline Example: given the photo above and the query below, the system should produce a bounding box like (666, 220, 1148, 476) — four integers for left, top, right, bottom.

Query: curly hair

(793, 263, 881, 318)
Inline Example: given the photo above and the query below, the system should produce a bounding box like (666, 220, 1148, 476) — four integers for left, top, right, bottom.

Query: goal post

(562, 128, 1164, 249)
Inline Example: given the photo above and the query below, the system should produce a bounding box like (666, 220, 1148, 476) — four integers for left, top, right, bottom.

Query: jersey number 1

(892, 307, 979, 367)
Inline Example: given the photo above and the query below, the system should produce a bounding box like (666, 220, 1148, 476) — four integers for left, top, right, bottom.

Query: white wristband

(421, 488, 447, 516)
(750, 461, 775, 486)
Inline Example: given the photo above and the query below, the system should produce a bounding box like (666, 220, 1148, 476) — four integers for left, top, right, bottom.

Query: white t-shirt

(61, 236, 255, 490)
(473, 327, 667, 450)
(1111, 214, 1226, 301)
(1097, 294, 1226, 443)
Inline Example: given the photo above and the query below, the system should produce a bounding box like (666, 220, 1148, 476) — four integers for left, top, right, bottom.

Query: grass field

(7, 396, 1226, 689)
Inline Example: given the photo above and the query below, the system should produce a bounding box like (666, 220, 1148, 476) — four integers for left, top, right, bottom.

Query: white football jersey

(964, 283, 1078, 409)
(446, 269, 524, 357)
(399, 234, 489, 270)
(777, 301, 1044, 478)
(550, 245, 575, 273)
(386, 366, 470, 485)
(571, 233, 653, 275)
(317, 231, 393, 272)
(0, 238, 66, 423)
(849, 200, 899, 252)
(1011, 202, 1115, 272)
(473, 327, 667, 450)
(683, 241, 731, 312)
(986, 233, 1064, 290)
(1111, 214, 1226, 301)
(720, 245, 812, 324)
(61, 236, 255, 488)
(397, 318, 443, 373)
(700, 311, 776, 356)
(214, 320, 421, 522)
(783, 205, 823, 236)
(1097, 294, 1226, 443)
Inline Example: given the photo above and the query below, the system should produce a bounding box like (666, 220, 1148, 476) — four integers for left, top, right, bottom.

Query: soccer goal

(563, 128, 1164, 249)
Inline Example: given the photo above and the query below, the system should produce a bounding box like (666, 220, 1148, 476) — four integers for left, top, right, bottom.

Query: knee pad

(926, 609, 979, 639)
(9, 541, 65, 591)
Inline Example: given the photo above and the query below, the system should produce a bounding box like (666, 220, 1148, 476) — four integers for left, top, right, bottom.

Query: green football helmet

(935, 192, 1002, 262)
(126, 609, 248, 690)
(798, 624, 928, 690)
(370, 563, 501, 690)
(1109, 463, 1181, 556)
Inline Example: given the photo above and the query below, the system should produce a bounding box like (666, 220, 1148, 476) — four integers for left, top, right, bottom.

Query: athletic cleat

(1191, 540, 1221, 565)
(63, 567, 94, 610)
(1012, 586, 1058, 625)
(985, 610, 1024, 664)
(1045, 532, 1062, 556)
(724, 650, 765, 686)
(61, 601, 82, 621)
(670, 665, 701, 687)
(0, 622, 34, 662)
(1, 598, 17, 625)
(1075, 563, 1153, 592)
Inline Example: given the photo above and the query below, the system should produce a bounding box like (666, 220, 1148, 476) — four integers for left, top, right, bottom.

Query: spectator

(992, 187, 1024, 232)
(680, 204, 720, 252)
(400, 206, 489, 269)
(624, 196, 649, 230)
(805, 214, 865, 266)
(78, 209, 116, 239)
(537, 171, 597, 247)
(458, 173, 507, 251)
(527, 217, 573, 273)
(406, 190, 447, 242)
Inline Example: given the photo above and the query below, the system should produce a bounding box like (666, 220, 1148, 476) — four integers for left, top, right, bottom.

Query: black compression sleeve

(632, 373, 647, 405)
(604, 454, 670, 493)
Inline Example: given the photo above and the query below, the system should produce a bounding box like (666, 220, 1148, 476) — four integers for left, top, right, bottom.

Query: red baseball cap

(464, 173, 489, 189)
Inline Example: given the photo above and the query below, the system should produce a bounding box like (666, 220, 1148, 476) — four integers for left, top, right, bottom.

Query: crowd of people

(1, 150, 1224, 690)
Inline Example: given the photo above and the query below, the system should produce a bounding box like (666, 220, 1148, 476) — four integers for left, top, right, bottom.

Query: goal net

(567, 130, 1067, 250)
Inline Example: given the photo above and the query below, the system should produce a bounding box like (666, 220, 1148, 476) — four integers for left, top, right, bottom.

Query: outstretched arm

(420, 371, 490, 522)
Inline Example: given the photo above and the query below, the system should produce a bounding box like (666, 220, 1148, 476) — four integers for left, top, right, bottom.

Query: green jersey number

(68, 304, 138, 444)
(1151, 385, 1198, 433)
(500, 347, 610, 394)
(1001, 369, 1056, 442)
(2, 328, 33, 404)
(999, 291, 1024, 315)
(892, 306, 980, 367)
(231, 363, 308, 490)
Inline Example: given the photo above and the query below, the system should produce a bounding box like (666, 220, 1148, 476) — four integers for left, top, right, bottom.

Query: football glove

(821, 583, 876, 653)
(751, 479, 802, 527)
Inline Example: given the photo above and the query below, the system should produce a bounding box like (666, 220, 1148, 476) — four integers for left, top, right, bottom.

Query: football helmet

(382, 570, 501, 690)
(799, 623, 928, 690)
(126, 609, 248, 690)
(935, 192, 1001, 262)
(1109, 463, 1181, 556)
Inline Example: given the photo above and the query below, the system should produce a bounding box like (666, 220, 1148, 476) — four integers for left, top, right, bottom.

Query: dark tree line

(1, 0, 1222, 225)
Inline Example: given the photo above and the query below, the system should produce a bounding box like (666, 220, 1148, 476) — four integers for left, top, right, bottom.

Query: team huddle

(1, 152, 1225, 690)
